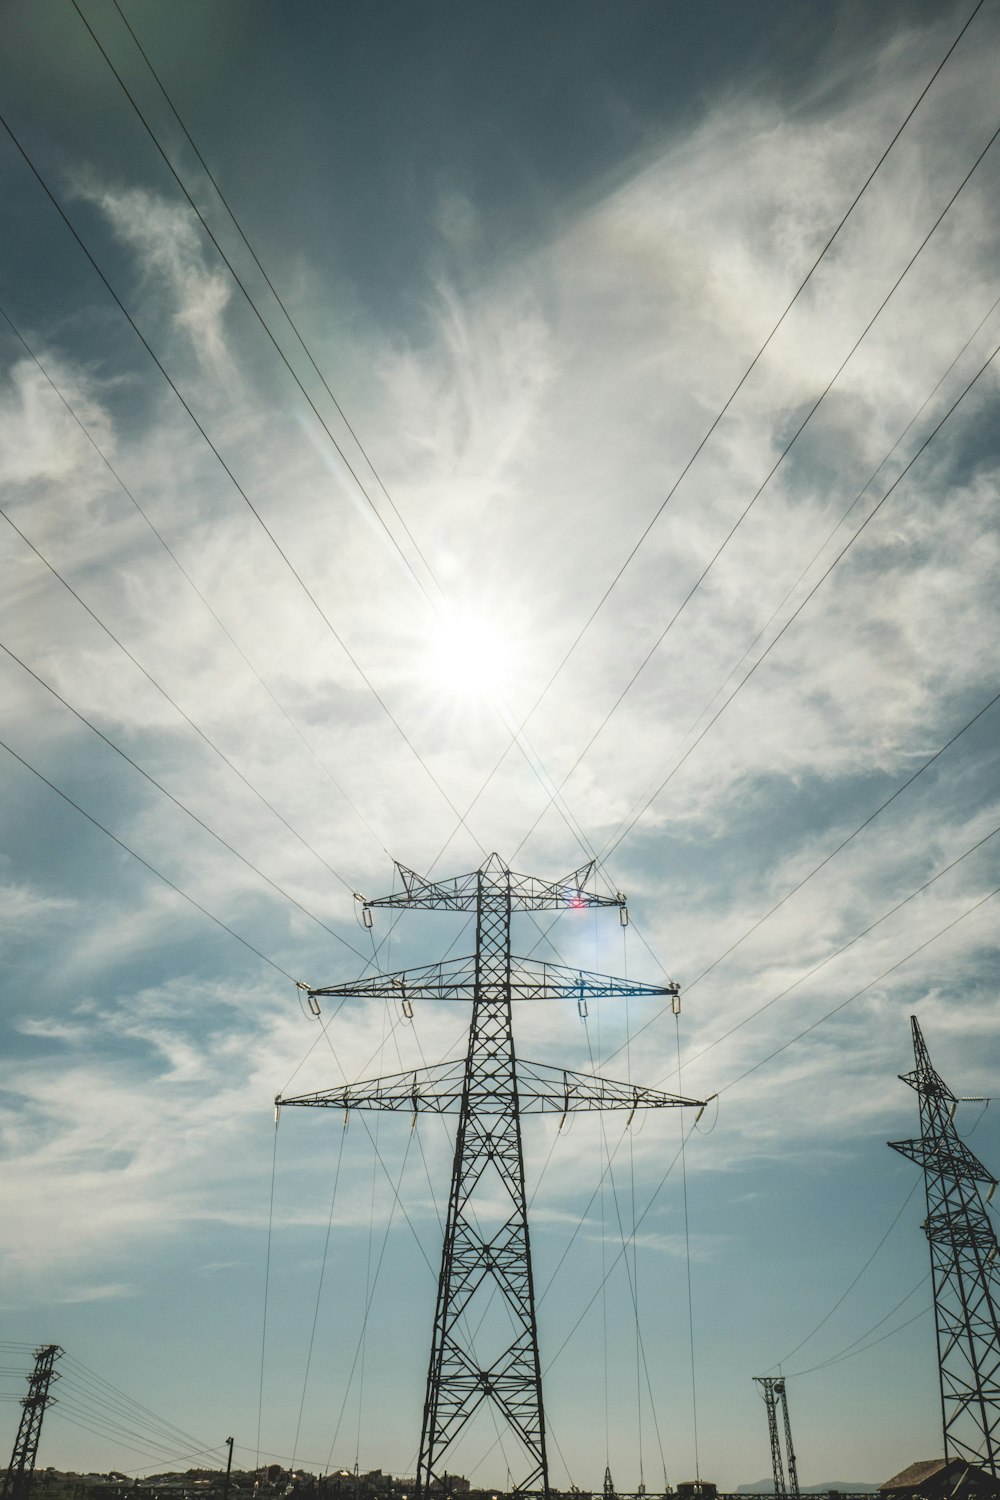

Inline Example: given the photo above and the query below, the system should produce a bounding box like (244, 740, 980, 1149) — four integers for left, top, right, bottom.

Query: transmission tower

(279, 855, 707, 1497)
(889, 1015, 1000, 1474)
(1, 1345, 61, 1500)
(752, 1377, 798, 1499)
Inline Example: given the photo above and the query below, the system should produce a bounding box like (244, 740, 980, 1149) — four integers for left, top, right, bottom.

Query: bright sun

(429, 613, 509, 698)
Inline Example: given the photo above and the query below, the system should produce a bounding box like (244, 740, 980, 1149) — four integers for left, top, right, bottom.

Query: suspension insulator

(402, 997, 414, 1020)
(308, 993, 322, 1017)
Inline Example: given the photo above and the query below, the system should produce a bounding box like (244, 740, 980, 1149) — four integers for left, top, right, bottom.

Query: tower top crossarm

(898, 1015, 957, 1103)
(362, 854, 623, 913)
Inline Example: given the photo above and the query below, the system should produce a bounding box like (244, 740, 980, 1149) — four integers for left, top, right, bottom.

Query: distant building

(880, 1460, 1000, 1500)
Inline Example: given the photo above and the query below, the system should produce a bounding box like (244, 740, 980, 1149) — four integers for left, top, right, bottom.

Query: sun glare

(430, 613, 509, 698)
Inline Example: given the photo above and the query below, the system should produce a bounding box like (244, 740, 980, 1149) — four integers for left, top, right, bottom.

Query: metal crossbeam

(279, 855, 707, 1498)
(889, 1015, 1000, 1475)
(304, 954, 678, 1004)
(361, 854, 623, 913)
(280, 1056, 704, 1115)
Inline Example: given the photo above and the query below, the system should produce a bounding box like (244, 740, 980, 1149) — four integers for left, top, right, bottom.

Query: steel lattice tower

(279, 855, 706, 1497)
(889, 1015, 1000, 1475)
(752, 1378, 799, 1500)
(1, 1346, 61, 1500)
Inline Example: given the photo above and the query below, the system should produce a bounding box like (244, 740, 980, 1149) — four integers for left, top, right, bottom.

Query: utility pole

(222, 1439, 234, 1500)
(1, 1345, 62, 1500)
(753, 1377, 798, 1499)
(278, 855, 707, 1498)
(889, 1015, 1000, 1475)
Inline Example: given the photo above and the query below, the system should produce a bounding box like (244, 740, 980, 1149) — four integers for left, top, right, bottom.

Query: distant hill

(736, 1483, 880, 1494)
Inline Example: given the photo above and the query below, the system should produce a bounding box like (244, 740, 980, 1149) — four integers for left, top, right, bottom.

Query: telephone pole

(1, 1345, 62, 1500)
(889, 1015, 1000, 1474)
(279, 855, 707, 1497)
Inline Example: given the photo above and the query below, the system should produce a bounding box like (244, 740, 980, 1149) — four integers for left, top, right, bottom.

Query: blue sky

(1, 0, 1000, 1491)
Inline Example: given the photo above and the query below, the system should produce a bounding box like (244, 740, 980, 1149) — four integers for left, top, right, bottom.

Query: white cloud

(1, 7, 998, 1486)
(76, 182, 234, 377)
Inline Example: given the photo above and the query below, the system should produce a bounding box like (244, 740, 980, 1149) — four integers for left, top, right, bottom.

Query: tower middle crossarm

(278, 856, 708, 1499)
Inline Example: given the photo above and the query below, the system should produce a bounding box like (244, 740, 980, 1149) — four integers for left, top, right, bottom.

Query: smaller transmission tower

(889, 1016, 1000, 1475)
(753, 1377, 799, 1500)
(1, 1345, 61, 1500)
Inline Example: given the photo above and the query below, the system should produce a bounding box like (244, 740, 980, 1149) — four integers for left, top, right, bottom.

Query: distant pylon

(753, 1377, 798, 1499)
(279, 855, 708, 1497)
(1, 1345, 61, 1500)
(889, 1015, 1000, 1475)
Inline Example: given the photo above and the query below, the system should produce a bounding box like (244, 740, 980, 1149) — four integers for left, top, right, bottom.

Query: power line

(610, 815, 1000, 1091)
(684, 690, 1000, 993)
(765, 1179, 922, 1374)
(106, 0, 438, 603)
(0, 497, 359, 904)
(60, 1355, 217, 1457)
(602, 333, 1000, 860)
(0, 635, 369, 959)
(520, 117, 1000, 860)
(0, 107, 481, 848)
(514, 214, 1000, 1014)
(436, 0, 991, 847)
(719, 881, 1000, 1097)
(65, 2, 598, 873)
(0, 732, 299, 981)
(68, 0, 442, 620)
(652, 287, 1000, 794)
(592, 688, 1000, 1074)
(786, 1282, 932, 1380)
(0, 300, 392, 861)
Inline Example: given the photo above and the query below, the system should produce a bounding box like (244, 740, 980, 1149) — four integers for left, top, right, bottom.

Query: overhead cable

(0, 498, 358, 902)
(69, 4, 597, 871)
(0, 108, 482, 848)
(608, 816, 1000, 1082)
(0, 733, 298, 981)
(440, 0, 991, 844)
(719, 881, 1000, 1096)
(0, 301, 391, 861)
(0, 636, 369, 959)
(684, 690, 1000, 993)
(520, 117, 1000, 859)
(602, 334, 1000, 859)
(69, 0, 442, 617)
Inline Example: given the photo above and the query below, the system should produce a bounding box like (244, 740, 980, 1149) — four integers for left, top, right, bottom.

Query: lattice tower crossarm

(1, 1346, 61, 1500)
(278, 856, 708, 1499)
(888, 1015, 1000, 1476)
